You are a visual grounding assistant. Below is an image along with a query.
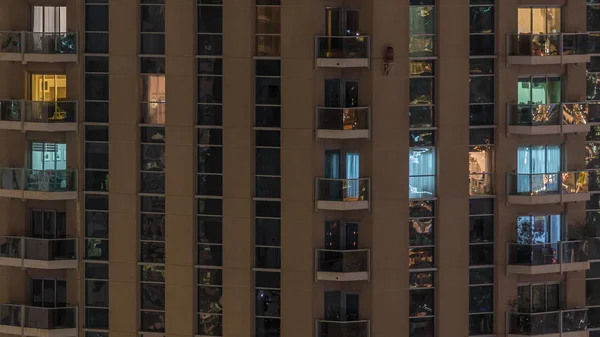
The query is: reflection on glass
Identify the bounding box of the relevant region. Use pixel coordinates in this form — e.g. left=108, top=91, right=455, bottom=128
left=141, top=75, right=165, bottom=124
left=409, top=6, right=435, bottom=57
left=408, top=247, right=433, bottom=269
left=409, top=148, right=436, bottom=199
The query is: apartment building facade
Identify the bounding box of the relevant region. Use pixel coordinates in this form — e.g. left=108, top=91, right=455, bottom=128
left=0, top=1, right=596, bottom=337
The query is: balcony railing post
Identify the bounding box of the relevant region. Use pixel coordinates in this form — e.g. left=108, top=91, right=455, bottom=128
left=20, top=31, right=25, bottom=57
left=559, top=242, right=564, bottom=273
left=559, top=311, right=563, bottom=333
left=20, top=237, right=25, bottom=268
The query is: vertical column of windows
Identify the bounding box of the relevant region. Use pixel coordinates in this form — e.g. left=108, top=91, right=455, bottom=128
left=587, top=5, right=600, bottom=333
left=408, top=201, right=435, bottom=337
left=196, top=2, right=224, bottom=335
left=140, top=196, right=166, bottom=333
left=140, top=1, right=165, bottom=335
left=254, top=2, right=281, bottom=337
left=84, top=1, right=110, bottom=335
left=468, top=1, right=494, bottom=198
left=468, top=198, right=494, bottom=336
left=409, top=3, right=436, bottom=337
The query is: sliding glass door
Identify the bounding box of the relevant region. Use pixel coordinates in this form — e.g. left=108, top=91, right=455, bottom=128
left=516, top=145, right=561, bottom=194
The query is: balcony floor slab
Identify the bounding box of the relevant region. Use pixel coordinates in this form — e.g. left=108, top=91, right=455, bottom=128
left=509, top=330, right=587, bottom=337
left=316, top=200, right=369, bottom=211
left=316, top=58, right=369, bottom=68
left=316, top=129, right=369, bottom=139
left=507, top=262, right=590, bottom=275
left=507, top=54, right=590, bottom=65
left=316, top=271, right=369, bottom=281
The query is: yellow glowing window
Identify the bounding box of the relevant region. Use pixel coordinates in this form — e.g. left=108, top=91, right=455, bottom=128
left=517, top=7, right=561, bottom=34
left=31, top=74, right=67, bottom=102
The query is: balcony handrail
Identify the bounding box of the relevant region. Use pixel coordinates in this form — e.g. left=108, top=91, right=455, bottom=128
left=0, top=167, right=78, bottom=192
left=316, top=177, right=369, bottom=182
left=0, top=235, right=78, bottom=264
left=316, top=248, right=370, bottom=253
left=316, top=106, right=370, bottom=110
left=506, top=32, right=589, bottom=58
left=314, top=35, right=371, bottom=60
left=0, top=31, right=78, bottom=55
left=506, top=171, right=589, bottom=196
left=0, top=99, right=78, bottom=126
left=316, top=319, right=371, bottom=323
left=506, top=308, right=588, bottom=335
left=506, top=102, right=589, bottom=127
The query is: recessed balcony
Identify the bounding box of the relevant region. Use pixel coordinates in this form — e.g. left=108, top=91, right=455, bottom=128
left=315, top=35, right=370, bottom=68
left=315, top=248, right=369, bottom=282
left=316, top=107, right=370, bottom=140
left=507, top=309, right=588, bottom=337
left=315, top=178, right=370, bottom=211
left=506, top=171, right=590, bottom=205
left=316, top=319, right=370, bottom=337
left=0, top=100, right=77, bottom=132
left=0, top=32, right=77, bottom=63
left=506, top=33, right=590, bottom=65
left=507, top=102, right=590, bottom=135
left=0, top=168, right=77, bottom=200
left=0, top=236, right=77, bottom=269
left=0, top=304, right=77, bottom=337
left=506, top=241, right=590, bottom=275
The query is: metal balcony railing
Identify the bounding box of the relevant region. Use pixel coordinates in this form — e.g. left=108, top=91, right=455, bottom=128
left=506, top=241, right=589, bottom=267
left=507, top=309, right=587, bottom=335
left=507, top=103, right=588, bottom=128
left=0, top=168, right=77, bottom=192
left=0, top=304, right=77, bottom=330
left=506, top=171, right=589, bottom=196
left=0, top=236, right=77, bottom=262
left=316, top=249, right=369, bottom=274
left=0, top=100, right=77, bottom=124
left=0, top=31, right=77, bottom=55
left=316, top=107, right=370, bottom=132
left=507, top=33, right=589, bottom=57
left=315, top=35, right=370, bottom=60
left=316, top=178, right=370, bottom=202
left=316, top=320, right=370, bottom=337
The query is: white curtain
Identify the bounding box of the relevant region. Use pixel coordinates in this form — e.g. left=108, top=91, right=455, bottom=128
left=409, top=147, right=435, bottom=198
left=32, top=6, right=67, bottom=33
left=517, top=145, right=561, bottom=193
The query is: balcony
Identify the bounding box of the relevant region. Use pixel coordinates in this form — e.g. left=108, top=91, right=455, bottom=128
left=0, top=168, right=77, bottom=200
left=315, top=249, right=370, bottom=282
left=506, top=33, right=590, bottom=65
left=0, top=100, right=77, bottom=132
left=506, top=241, right=590, bottom=275
left=0, top=304, right=77, bottom=337
left=315, top=35, right=370, bottom=68
left=507, top=309, right=588, bottom=337
left=316, top=320, right=370, bottom=337
left=315, top=178, right=370, bottom=211
left=506, top=171, right=590, bottom=205
left=316, top=107, right=370, bottom=139
left=507, top=103, right=590, bottom=135
left=0, top=32, right=77, bottom=63
left=0, top=236, right=77, bottom=269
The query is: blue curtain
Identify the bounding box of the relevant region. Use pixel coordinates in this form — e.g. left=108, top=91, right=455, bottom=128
left=409, top=148, right=435, bottom=198
left=346, top=152, right=360, bottom=198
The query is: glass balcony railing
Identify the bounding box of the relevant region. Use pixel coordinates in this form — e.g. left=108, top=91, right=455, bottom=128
left=0, top=236, right=77, bottom=262
left=316, top=249, right=369, bottom=274
left=316, top=178, right=370, bottom=202
left=0, top=100, right=77, bottom=124
left=469, top=173, right=493, bottom=196
left=0, top=304, right=77, bottom=330
left=506, top=241, right=589, bottom=267
left=316, top=320, right=370, bottom=337
left=316, top=107, right=370, bottom=132
left=506, top=171, right=589, bottom=196
left=507, top=309, right=587, bottom=335
left=0, top=168, right=77, bottom=192
left=0, top=32, right=77, bottom=55
left=315, top=36, right=370, bottom=59
left=508, top=33, right=589, bottom=57
left=507, top=103, right=588, bottom=127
